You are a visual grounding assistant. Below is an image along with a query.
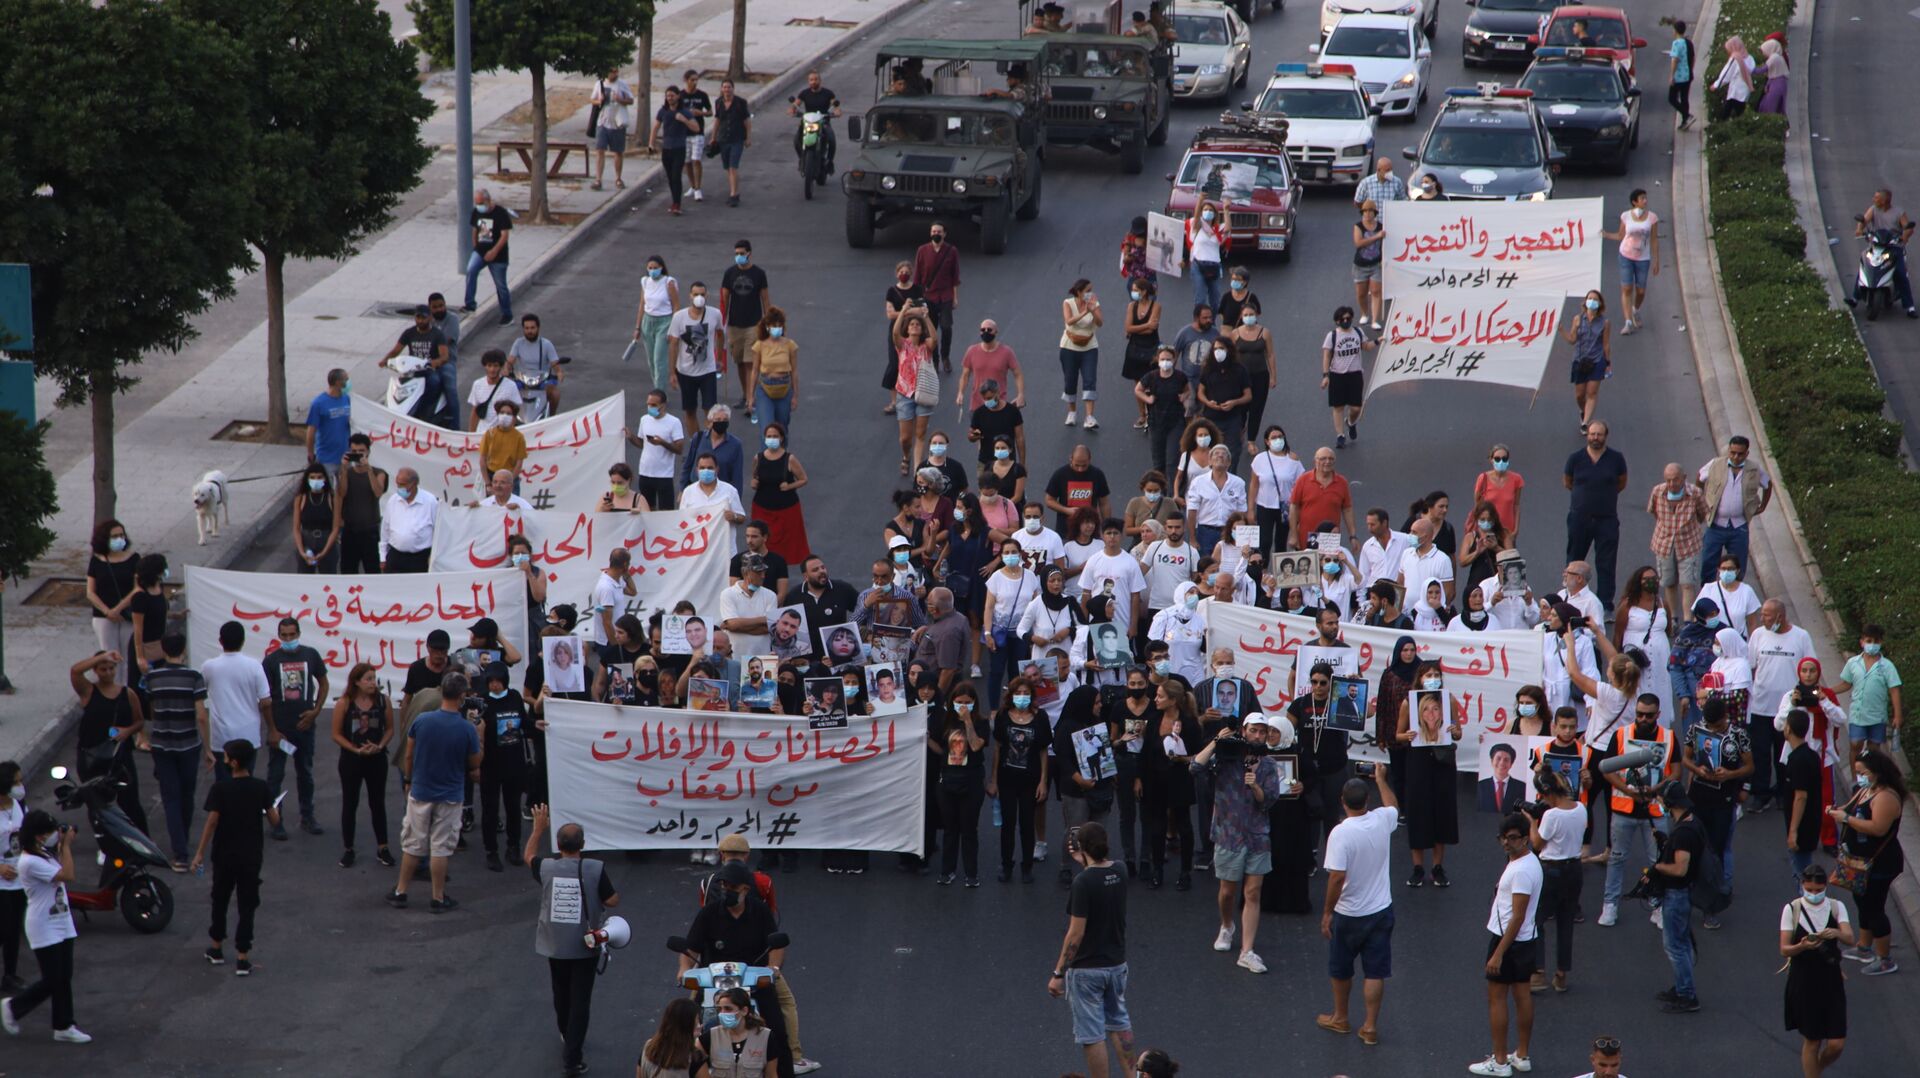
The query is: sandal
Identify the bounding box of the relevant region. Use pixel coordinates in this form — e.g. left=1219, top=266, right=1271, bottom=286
left=1553, top=972, right=1569, bottom=993
left=615, top=179, right=625, bottom=190
left=900, top=458, right=910, bottom=475
left=591, top=181, right=603, bottom=191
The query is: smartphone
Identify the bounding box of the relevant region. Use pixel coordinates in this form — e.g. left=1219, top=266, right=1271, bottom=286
left=1353, top=760, right=1376, bottom=778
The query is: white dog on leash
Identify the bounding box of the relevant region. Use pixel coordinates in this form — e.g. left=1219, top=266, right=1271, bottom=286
left=192, top=470, right=230, bottom=545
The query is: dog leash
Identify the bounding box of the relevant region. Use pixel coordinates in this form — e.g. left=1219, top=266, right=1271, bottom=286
left=220, top=468, right=308, bottom=484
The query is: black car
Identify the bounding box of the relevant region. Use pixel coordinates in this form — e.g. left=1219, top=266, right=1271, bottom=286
left=1462, top=0, right=1558, bottom=66
left=1519, top=49, right=1640, bottom=173
left=1403, top=87, right=1562, bottom=201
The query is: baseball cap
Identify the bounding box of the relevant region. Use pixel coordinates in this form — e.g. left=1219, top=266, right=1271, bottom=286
left=718, top=834, right=752, bottom=854
left=716, top=861, right=754, bottom=886
left=1242, top=713, right=1270, bottom=729
left=887, top=534, right=911, bottom=550
left=425, top=629, right=451, bottom=650
left=469, top=617, right=499, bottom=639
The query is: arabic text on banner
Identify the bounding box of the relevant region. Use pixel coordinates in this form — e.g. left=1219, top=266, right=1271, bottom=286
left=1206, top=602, right=1543, bottom=750
left=1365, top=291, right=1563, bottom=397
left=184, top=567, right=528, bottom=700
left=543, top=699, right=928, bottom=854
left=430, top=506, right=733, bottom=626
left=349, top=393, right=623, bottom=510
left=1381, top=197, right=1603, bottom=300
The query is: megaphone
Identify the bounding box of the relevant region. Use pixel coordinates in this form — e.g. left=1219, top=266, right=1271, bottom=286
left=585, top=914, right=631, bottom=951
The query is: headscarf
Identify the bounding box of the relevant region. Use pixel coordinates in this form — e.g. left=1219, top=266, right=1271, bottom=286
left=1758, top=37, right=1787, bottom=77
left=1411, top=577, right=1448, bottom=632
left=1764, top=29, right=1789, bottom=68
left=1386, top=634, right=1421, bottom=686
left=1040, top=566, right=1074, bottom=613
left=1170, top=580, right=1199, bottom=620
left=1267, top=714, right=1297, bottom=750
left=1456, top=587, right=1491, bottom=632
left=1709, top=627, right=1753, bottom=689
left=1058, top=684, right=1102, bottom=733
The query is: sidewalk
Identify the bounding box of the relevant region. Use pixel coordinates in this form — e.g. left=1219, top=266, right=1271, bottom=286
left=0, top=0, right=922, bottom=767
left=1676, top=0, right=1920, bottom=944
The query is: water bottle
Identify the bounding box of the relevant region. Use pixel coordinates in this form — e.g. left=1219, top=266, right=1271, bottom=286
left=992, top=799, right=1003, bottom=828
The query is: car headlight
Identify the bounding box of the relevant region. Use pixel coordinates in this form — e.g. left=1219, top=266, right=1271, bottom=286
left=881, top=175, right=897, bottom=190
left=1264, top=214, right=1287, bottom=228
left=1464, top=24, right=1489, bottom=40
left=1340, top=143, right=1370, bottom=158
left=1597, top=124, right=1626, bottom=139
left=1395, top=72, right=1417, bottom=88
left=952, top=179, right=968, bottom=194
left=1529, top=190, right=1549, bottom=202
left=1323, top=0, right=1340, bottom=12
left=1093, top=105, right=1109, bottom=119
left=1197, top=64, right=1226, bottom=76
left=1395, top=2, right=1417, bottom=13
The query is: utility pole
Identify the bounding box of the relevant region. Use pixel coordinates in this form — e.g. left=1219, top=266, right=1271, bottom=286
left=455, top=0, right=474, bottom=273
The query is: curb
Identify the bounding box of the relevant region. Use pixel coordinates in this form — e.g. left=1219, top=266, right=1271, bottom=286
left=1678, top=0, right=1920, bottom=947
left=457, top=0, right=929, bottom=338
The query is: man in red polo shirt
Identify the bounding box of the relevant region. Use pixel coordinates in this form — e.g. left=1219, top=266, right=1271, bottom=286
left=1290, top=446, right=1356, bottom=550
left=913, top=224, right=962, bottom=373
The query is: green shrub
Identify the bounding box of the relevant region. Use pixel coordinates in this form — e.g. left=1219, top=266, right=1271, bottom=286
left=1705, top=0, right=1920, bottom=785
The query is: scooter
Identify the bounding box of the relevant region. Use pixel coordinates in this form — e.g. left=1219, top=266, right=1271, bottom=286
left=506, top=355, right=571, bottom=424
left=48, top=748, right=176, bottom=934
left=1849, top=216, right=1906, bottom=321
left=666, top=931, right=789, bottom=1025
left=795, top=110, right=831, bottom=201
left=383, top=353, right=436, bottom=418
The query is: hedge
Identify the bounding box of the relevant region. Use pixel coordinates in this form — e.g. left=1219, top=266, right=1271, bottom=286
left=1706, top=0, right=1920, bottom=784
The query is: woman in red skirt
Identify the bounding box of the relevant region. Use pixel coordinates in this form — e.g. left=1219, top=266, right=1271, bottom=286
left=750, top=420, right=811, bottom=564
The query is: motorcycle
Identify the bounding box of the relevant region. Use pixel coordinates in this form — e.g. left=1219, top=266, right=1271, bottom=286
left=383, top=353, right=437, bottom=418
left=506, top=355, right=571, bottom=424
left=666, top=931, right=789, bottom=1025
left=796, top=110, right=831, bottom=200
left=1850, top=215, right=1906, bottom=321
left=48, top=748, right=175, bottom=934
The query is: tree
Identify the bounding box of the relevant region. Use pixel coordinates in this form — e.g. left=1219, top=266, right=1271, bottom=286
left=729, top=0, right=748, bottom=82
left=175, top=0, right=435, bottom=444
left=0, top=412, right=57, bottom=580
left=0, top=0, right=256, bottom=527
left=412, top=0, right=653, bottom=224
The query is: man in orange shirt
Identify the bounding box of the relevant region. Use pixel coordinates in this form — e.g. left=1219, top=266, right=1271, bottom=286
left=1290, top=447, right=1356, bottom=550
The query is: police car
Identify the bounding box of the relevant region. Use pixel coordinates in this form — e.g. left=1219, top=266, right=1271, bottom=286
left=1251, top=63, right=1378, bottom=187
left=1520, top=47, right=1640, bottom=173
left=1402, top=84, right=1563, bottom=200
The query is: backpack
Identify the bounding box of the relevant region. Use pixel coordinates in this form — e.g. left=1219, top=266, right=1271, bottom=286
left=1685, top=819, right=1732, bottom=916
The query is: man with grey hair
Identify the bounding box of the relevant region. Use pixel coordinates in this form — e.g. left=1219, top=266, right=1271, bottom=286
left=1646, top=462, right=1708, bottom=624
left=680, top=402, right=744, bottom=491
left=476, top=468, right=534, bottom=512
left=1745, top=598, right=1812, bottom=811
left=464, top=187, right=514, bottom=324
left=913, top=586, right=971, bottom=691
left=388, top=671, right=481, bottom=913
left=380, top=467, right=439, bottom=573
left=1353, top=156, right=1407, bottom=208
left=526, top=803, right=621, bottom=1077
left=1551, top=561, right=1605, bottom=630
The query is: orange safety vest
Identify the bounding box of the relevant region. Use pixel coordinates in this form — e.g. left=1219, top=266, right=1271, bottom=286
left=1609, top=725, right=1675, bottom=816
left=1533, top=740, right=1593, bottom=804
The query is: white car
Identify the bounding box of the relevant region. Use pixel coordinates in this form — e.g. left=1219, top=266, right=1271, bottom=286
left=1171, top=2, right=1254, bottom=100
left=1254, top=63, right=1379, bottom=186
left=1311, top=13, right=1432, bottom=121
left=1319, top=0, right=1438, bottom=41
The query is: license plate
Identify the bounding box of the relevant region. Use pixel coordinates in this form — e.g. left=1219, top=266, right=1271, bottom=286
left=1308, top=166, right=1329, bottom=181
left=1258, top=235, right=1286, bottom=251
left=1494, top=40, right=1526, bottom=50
left=1174, top=79, right=1190, bottom=89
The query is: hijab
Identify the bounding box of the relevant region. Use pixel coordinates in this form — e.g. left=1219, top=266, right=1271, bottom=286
left=1040, top=567, right=1074, bottom=614
left=1456, top=588, right=1491, bottom=631
left=1386, top=634, right=1421, bottom=686
left=1708, top=627, right=1753, bottom=690
left=1411, top=577, right=1448, bottom=632
left=1058, top=684, right=1102, bottom=733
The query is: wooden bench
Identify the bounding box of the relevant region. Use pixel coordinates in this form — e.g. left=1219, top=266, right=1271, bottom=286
left=493, top=141, right=592, bottom=179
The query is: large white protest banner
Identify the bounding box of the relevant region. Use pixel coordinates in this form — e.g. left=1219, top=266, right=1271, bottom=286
left=543, top=699, right=928, bottom=853
left=185, top=567, right=528, bottom=700
left=430, top=505, right=732, bottom=626
left=349, top=393, right=623, bottom=509
left=1381, top=197, right=1604, bottom=299
left=1365, top=291, right=1563, bottom=397
left=1207, top=602, right=1543, bottom=749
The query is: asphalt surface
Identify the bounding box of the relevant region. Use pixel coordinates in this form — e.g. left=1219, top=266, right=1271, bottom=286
left=1808, top=3, right=1920, bottom=446
left=11, top=3, right=1917, bottom=1075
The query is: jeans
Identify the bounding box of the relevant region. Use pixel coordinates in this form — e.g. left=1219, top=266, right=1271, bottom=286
left=1191, top=261, right=1223, bottom=310
left=640, top=313, right=675, bottom=389
left=266, top=725, right=317, bottom=823
left=463, top=252, right=511, bottom=319
left=985, top=632, right=1029, bottom=711
left=1059, top=348, right=1099, bottom=402
left=11, top=938, right=75, bottom=1030
left=998, top=773, right=1041, bottom=869
left=151, top=747, right=201, bottom=863
left=1195, top=525, right=1223, bottom=561
left=1565, top=511, right=1620, bottom=608
left=549, top=955, right=598, bottom=1069
left=755, top=385, right=792, bottom=431
left=1788, top=846, right=1814, bottom=879
left=1539, top=858, right=1582, bottom=974
left=481, top=761, right=529, bottom=856
left=339, top=749, right=390, bottom=850
left=1603, top=813, right=1666, bottom=904
left=936, top=782, right=984, bottom=877
left=1660, top=886, right=1696, bottom=998
left=209, top=860, right=261, bottom=952
left=431, top=360, right=460, bottom=428
left=1697, top=523, right=1750, bottom=581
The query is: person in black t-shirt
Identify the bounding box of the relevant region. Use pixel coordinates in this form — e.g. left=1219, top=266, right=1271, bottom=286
left=478, top=665, right=533, bottom=873
left=463, top=188, right=514, bottom=324
left=678, top=861, right=794, bottom=1077
left=679, top=70, right=713, bottom=201
left=1044, top=447, right=1111, bottom=535
left=1648, top=785, right=1704, bottom=1011
left=731, top=523, right=792, bottom=601
left=787, top=69, right=842, bottom=171
left=380, top=306, right=452, bottom=421
left=192, top=740, right=279, bottom=974
left=1047, top=821, right=1132, bottom=1078
left=969, top=380, right=1025, bottom=467
left=1780, top=709, right=1823, bottom=876
left=1679, top=696, right=1749, bottom=924
left=711, top=79, right=753, bottom=206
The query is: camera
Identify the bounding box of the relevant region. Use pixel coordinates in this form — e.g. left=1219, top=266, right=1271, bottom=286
left=1515, top=800, right=1548, bottom=821
left=1212, top=734, right=1253, bottom=767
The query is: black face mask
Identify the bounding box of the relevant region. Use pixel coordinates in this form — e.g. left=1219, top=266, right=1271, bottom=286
left=1337, top=319, right=1353, bottom=328
left=711, top=421, right=730, bottom=437
left=1127, top=687, right=1150, bottom=700
left=980, top=330, right=996, bottom=343
left=724, top=887, right=744, bottom=907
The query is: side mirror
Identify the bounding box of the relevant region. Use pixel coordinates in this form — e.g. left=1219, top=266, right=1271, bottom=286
left=1626, top=86, right=1642, bottom=98
left=1308, top=42, right=1320, bottom=56
left=1370, top=104, right=1385, bottom=116
left=1240, top=101, right=1254, bottom=112
left=555, top=356, right=573, bottom=366
left=1402, top=146, right=1418, bottom=161
left=666, top=934, right=691, bottom=953
left=766, top=932, right=791, bottom=950
left=1164, top=172, right=1177, bottom=181
left=1632, top=37, right=1648, bottom=48
left=847, top=115, right=864, bottom=141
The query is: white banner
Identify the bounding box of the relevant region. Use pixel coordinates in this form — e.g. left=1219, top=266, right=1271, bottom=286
left=429, top=505, right=733, bottom=625
left=543, top=699, right=928, bottom=853
left=1145, top=212, right=1185, bottom=278
left=1366, top=291, right=1563, bottom=397
left=1381, top=197, right=1603, bottom=299
left=349, top=393, right=623, bottom=509
left=1207, top=603, right=1544, bottom=749
left=184, top=567, right=528, bottom=700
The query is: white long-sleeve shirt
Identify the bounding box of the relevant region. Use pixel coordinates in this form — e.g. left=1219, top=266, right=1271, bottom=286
left=1357, top=530, right=1410, bottom=585
left=380, top=488, right=440, bottom=560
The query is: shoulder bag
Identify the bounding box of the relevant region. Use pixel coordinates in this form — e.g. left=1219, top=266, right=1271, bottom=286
left=1832, top=788, right=1892, bottom=896
left=912, top=350, right=940, bottom=408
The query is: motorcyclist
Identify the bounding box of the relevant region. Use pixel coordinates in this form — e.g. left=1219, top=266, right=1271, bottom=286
left=677, top=860, right=796, bottom=1077
left=789, top=70, right=841, bottom=174
left=1846, top=188, right=1917, bottom=319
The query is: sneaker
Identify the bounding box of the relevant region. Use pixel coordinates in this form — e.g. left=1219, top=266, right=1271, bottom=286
left=1656, top=987, right=1680, bottom=1003
left=936, top=873, right=955, bottom=885
left=794, top=1059, right=824, bottom=1075
left=1407, top=865, right=1426, bottom=888
left=385, top=890, right=408, bottom=908
left=460, top=807, right=474, bottom=833
left=0, top=976, right=22, bottom=994
left=376, top=847, right=396, bottom=868
left=485, top=852, right=504, bottom=872
left=1213, top=925, right=1235, bottom=952
left=1346, top=420, right=1358, bottom=442
left=1468, top=1056, right=1513, bottom=1076
left=1702, top=914, right=1723, bottom=930
left=1033, top=841, right=1048, bottom=860
left=204, top=946, right=225, bottom=966
left=693, top=189, right=704, bottom=202
left=1236, top=950, right=1268, bottom=974
left=1336, top=434, right=1347, bottom=449
left=727, top=195, right=740, bottom=208
left=1064, top=411, right=1078, bottom=426
left=1020, top=865, right=1035, bottom=884
left=690, top=850, right=706, bottom=864
left=1132, top=417, right=1149, bottom=430
left=1844, top=945, right=1877, bottom=963
left=1597, top=902, right=1618, bottom=926
left=1864, top=957, right=1900, bottom=976
left=1510, top=1055, right=1533, bottom=1073
left=997, top=866, right=1012, bottom=883
left=1083, top=416, right=1100, bottom=431
left=507, top=848, right=524, bottom=867
left=235, top=959, right=253, bottom=977
left=301, top=818, right=324, bottom=836
left=1908, top=307, right=1919, bottom=319
left=338, top=849, right=356, bottom=868
left=52, top=1026, right=93, bottom=1044
left=521, top=806, right=534, bottom=821
left=1649, top=906, right=1664, bottom=929
left=1431, top=865, right=1450, bottom=888
left=964, top=876, right=981, bottom=888
left=1619, top=320, right=1636, bottom=336
left=1176, top=873, right=1192, bottom=891
left=429, top=896, right=459, bottom=914
left=271, top=824, right=288, bottom=842
left=1660, top=995, right=1701, bottom=1013
left=170, top=860, right=189, bottom=874
left=0, top=997, right=16, bottom=1035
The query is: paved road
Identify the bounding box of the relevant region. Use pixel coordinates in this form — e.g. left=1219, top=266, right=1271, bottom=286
left=12, top=3, right=1916, bottom=1076
left=1809, top=2, right=1920, bottom=446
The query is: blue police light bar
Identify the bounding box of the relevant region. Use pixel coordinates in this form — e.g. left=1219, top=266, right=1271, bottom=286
left=1274, top=62, right=1309, bottom=73
left=1533, top=46, right=1567, bottom=58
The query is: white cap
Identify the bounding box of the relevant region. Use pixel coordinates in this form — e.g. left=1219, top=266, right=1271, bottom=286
left=1242, top=712, right=1270, bottom=729
left=887, top=534, right=911, bottom=550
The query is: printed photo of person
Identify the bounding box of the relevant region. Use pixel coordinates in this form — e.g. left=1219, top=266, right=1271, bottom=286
left=1330, top=676, right=1368, bottom=732
left=1409, top=688, right=1454, bottom=747
left=769, top=605, right=812, bottom=661
left=1478, top=740, right=1529, bottom=812
left=806, top=676, right=849, bottom=729
left=739, top=655, right=778, bottom=710
left=820, top=621, right=864, bottom=669
left=544, top=636, right=586, bottom=694
left=1089, top=621, right=1132, bottom=667
left=661, top=614, right=694, bottom=655
left=687, top=677, right=730, bottom=713
left=866, top=662, right=906, bottom=715
left=1211, top=679, right=1241, bottom=720
left=604, top=663, right=632, bottom=703
left=682, top=615, right=709, bottom=655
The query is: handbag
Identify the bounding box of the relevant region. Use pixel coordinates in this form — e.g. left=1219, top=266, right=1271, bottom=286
left=912, top=353, right=939, bottom=407
left=1833, top=790, right=1891, bottom=896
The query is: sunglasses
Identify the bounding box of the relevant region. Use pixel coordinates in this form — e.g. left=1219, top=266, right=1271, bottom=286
left=1490, top=456, right=1510, bottom=463
left=1593, top=1037, right=1622, bottom=1052
left=1309, top=677, right=1329, bottom=685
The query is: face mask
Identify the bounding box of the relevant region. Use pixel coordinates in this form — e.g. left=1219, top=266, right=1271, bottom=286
left=931, top=234, right=945, bottom=245
left=109, top=536, right=128, bottom=553
left=1183, top=594, right=1200, bottom=611
left=1268, top=438, right=1285, bottom=453
left=7, top=785, right=22, bottom=801
left=844, top=683, right=859, bottom=697
left=648, top=266, right=662, bottom=279
left=895, top=551, right=912, bottom=565
left=764, top=436, right=782, bottom=450
left=488, top=689, right=507, bottom=700
left=610, top=480, right=631, bottom=494
left=898, top=272, right=911, bottom=284
left=1157, top=359, right=1174, bottom=374
left=1213, top=665, right=1233, bottom=679
left=1011, top=694, right=1033, bottom=709
left=1478, top=519, right=1494, bottom=532
left=308, top=478, right=326, bottom=493
left=282, top=637, right=301, bottom=652
left=1864, top=643, right=1883, bottom=656
left=1585, top=298, right=1601, bottom=311
left=1127, top=687, right=1150, bottom=700
left=1802, top=888, right=1827, bottom=905
left=1200, top=210, right=1215, bottom=223
left=1855, top=774, right=1870, bottom=788
left=994, top=447, right=1011, bottom=460
left=1212, top=348, right=1228, bottom=362
left=1325, top=562, right=1341, bottom=576
left=980, top=330, right=997, bottom=343
left=1153, top=660, right=1171, bottom=676
left=1711, top=643, right=1723, bottom=657
left=1706, top=615, right=1724, bottom=628
left=692, top=295, right=707, bottom=308
left=697, top=468, right=716, bottom=484
left=647, top=405, right=662, bottom=418
left=711, top=420, right=731, bottom=437
left=718, top=1011, right=742, bottom=1028
left=734, top=253, right=749, bottom=266
left=928, top=442, right=947, bottom=458
left=1337, top=318, right=1352, bottom=328
left=769, top=326, right=784, bottom=339
left=1023, top=518, right=1042, bottom=534
left=1130, top=291, right=1144, bottom=302
left=1493, top=460, right=1510, bottom=473
left=1195, top=435, right=1212, bottom=449
left=511, top=553, right=531, bottom=568
left=953, top=508, right=967, bottom=524
left=401, top=488, right=416, bottom=501
left=1002, top=553, right=1023, bottom=568
left=1517, top=702, right=1537, bottom=718
left=985, top=397, right=1002, bottom=410
left=1422, top=677, right=1442, bottom=690
left=1231, top=281, right=1247, bottom=293
left=1144, top=491, right=1162, bottom=504
left=744, top=582, right=758, bottom=595
left=1719, top=569, right=1737, bottom=585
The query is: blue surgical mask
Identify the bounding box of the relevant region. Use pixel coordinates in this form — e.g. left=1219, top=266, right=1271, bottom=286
left=1517, top=702, right=1538, bottom=718
left=1585, top=298, right=1601, bottom=311
left=1855, top=773, right=1870, bottom=788
left=488, top=689, right=507, bottom=700
left=282, top=637, right=301, bottom=651
left=647, top=404, right=662, bottom=418
left=401, top=487, right=416, bottom=501
left=1666, top=489, right=1684, bottom=501
left=648, top=266, right=662, bottom=279
left=1131, top=291, right=1144, bottom=302
left=1864, top=643, right=1882, bottom=656
left=718, top=1011, right=742, bottom=1029
left=985, top=397, right=1002, bottom=410
left=895, top=550, right=912, bottom=564
left=734, top=253, right=749, bottom=266
left=1201, top=209, right=1216, bottom=223
left=1183, top=593, right=1200, bottom=611
left=1325, top=561, right=1341, bottom=576
left=1011, top=694, right=1032, bottom=709
left=953, top=508, right=967, bottom=523
left=994, top=447, right=1011, bottom=460
left=308, top=478, right=326, bottom=493
left=698, top=468, right=717, bottom=484
left=1719, top=569, right=1737, bottom=585
left=6, top=785, right=21, bottom=802
left=1801, top=889, right=1827, bottom=905
left=1493, top=460, right=1510, bottom=473
left=769, top=326, right=784, bottom=338
left=928, top=442, right=947, bottom=458
left=1242, top=313, right=1257, bottom=326
left=1195, top=435, right=1212, bottom=448
left=1002, top=553, right=1023, bottom=568
left=1154, top=660, right=1171, bottom=676
left=765, top=436, right=782, bottom=449
left=109, top=536, right=128, bottom=552
left=1478, top=519, right=1494, bottom=532
left=1422, top=677, right=1442, bottom=690
left=1144, top=490, right=1162, bottom=504
left=844, top=683, right=860, bottom=697
left=1268, top=438, right=1285, bottom=453
left=511, top=553, right=531, bottom=567
left=1706, top=615, right=1725, bottom=628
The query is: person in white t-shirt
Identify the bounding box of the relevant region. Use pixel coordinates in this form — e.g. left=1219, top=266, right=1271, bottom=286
left=717, top=558, right=777, bottom=656
left=5, top=808, right=87, bottom=1042
left=1572, top=1035, right=1627, bottom=1078
left=1356, top=508, right=1410, bottom=586
left=1695, top=554, right=1761, bottom=637
left=1318, top=766, right=1397, bottom=1045
left=1013, top=505, right=1067, bottom=574
left=1474, top=814, right=1542, bottom=1077
left=1746, top=599, right=1812, bottom=810
left=0, top=762, right=24, bottom=992
left=1077, top=520, right=1148, bottom=636
left=1396, top=519, right=1454, bottom=603
left=1779, top=865, right=1853, bottom=1076
left=201, top=621, right=273, bottom=754
left=586, top=548, right=636, bottom=651
left=466, top=349, right=524, bottom=432
left=622, top=388, right=688, bottom=511
left=679, top=452, right=746, bottom=525
left=1135, top=516, right=1196, bottom=617
left=1526, top=767, right=1587, bottom=994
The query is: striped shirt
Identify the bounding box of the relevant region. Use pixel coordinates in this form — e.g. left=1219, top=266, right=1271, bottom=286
left=1353, top=172, right=1407, bottom=207
left=139, top=662, right=206, bottom=753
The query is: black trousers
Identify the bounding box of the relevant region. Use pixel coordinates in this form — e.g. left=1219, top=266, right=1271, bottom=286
left=482, top=760, right=529, bottom=855
left=637, top=476, right=676, bottom=515
left=1143, top=788, right=1194, bottom=875
left=1564, top=511, right=1620, bottom=609
left=659, top=146, right=687, bottom=205
left=1148, top=413, right=1182, bottom=477
left=11, top=937, right=74, bottom=1029
left=937, top=782, right=984, bottom=877
left=926, top=299, right=954, bottom=368
left=339, top=528, right=381, bottom=574
left=210, top=861, right=261, bottom=953
left=386, top=547, right=431, bottom=573
left=998, top=773, right=1041, bottom=869
left=1746, top=713, right=1778, bottom=803
left=0, top=889, right=24, bottom=979
left=1113, top=751, right=1140, bottom=863
left=549, top=956, right=598, bottom=1068
left=1539, top=857, right=1582, bottom=975
left=339, top=749, right=390, bottom=849
left=1255, top=504, right=1289, bottom=560
left=1668, top=79, right=1692, bottom=121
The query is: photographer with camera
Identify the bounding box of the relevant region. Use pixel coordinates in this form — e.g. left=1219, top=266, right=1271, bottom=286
left=1645, top=783, right=1706, bottom=1012
left=1317, top=764, right=1398, bottom=1046
left=1, top=809, right=85, bottom=1042
left=1191, top=716, right=1286, bottom=973
left=1680, top=696, right=1750, bottom=929
left=1595, top=694, right=1673, bottom=929
left=1526, top=766, right=1586, bottom=993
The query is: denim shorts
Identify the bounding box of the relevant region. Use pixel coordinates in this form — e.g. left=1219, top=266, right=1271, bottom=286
left=1212, top=845, right=1272, bottom=882
left=894, top=393, right=930, bottom=420
left=1327, top=906, right=1395, bottom=980
left=718, top=141, right=745, bottom=169
left=1065, top=963, right=1131, bottom=1045
left=1850, top=722, right=1886, bottom=745
left=1619, top=256, right=1651, bottom=288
